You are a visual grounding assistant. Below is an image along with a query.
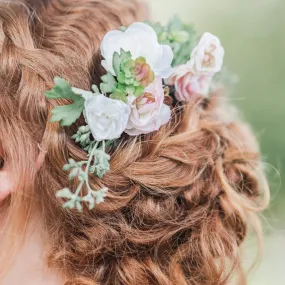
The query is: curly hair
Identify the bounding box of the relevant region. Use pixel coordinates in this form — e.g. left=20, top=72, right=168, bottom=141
left=0, top=0, right=269, bottom=284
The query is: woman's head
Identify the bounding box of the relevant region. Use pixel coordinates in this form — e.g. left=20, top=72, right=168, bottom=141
left=0, top=0, right=269, bottom=284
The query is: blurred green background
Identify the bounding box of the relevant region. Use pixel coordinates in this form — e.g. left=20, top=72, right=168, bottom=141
left=146, top=0, right=285, bottom=284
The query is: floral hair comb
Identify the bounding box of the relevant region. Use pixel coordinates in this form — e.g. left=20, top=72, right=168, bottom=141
left=45, top=17, right=225, bottom=211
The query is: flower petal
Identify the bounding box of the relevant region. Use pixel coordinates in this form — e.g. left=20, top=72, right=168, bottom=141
left=100, top=22, right=174, bottom=79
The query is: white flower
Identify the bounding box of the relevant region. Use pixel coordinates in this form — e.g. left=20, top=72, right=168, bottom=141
left=84, top=95, right=130, bottom=141
left=188, top=32, right=225, bottom=74
left=125, top=76, right=171, bottom=136
left=100, top=22, right=174, bottom=78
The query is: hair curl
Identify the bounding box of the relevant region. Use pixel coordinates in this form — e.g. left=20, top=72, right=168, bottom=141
left=0, top=0, right=269, bottom=284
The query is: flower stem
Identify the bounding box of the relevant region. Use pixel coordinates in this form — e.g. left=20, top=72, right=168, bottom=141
left=85, top=141, right=100, bottom=192
left=86, top=141, right=99, bottom=172
left=74, top=180, right=85, bottom=197
left=102, top=140, right=106, bottom=152
left=72, top=141, right=99, bottom=199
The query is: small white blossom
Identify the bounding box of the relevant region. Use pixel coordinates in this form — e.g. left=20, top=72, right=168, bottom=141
left=84, top=95, right=130, bottom=141
left=188, top=32, right=225, bottom=74
left=100, top=22, right=174, bottom=78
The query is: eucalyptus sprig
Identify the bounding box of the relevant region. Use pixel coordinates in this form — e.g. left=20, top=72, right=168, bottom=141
left=72, top=125, right=91, bottom=149
left=56, top=141, right=109, bottom=212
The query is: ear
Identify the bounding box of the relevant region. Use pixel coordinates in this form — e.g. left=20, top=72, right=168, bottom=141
left=0, top=171, right=13, bottom=202
left=0, top=150, right=46, bottom=202
left=35, top=148, right=46, bottom=172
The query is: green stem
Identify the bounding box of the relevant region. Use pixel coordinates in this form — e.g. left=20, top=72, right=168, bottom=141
left=102, top=140, right=106, bottom=152
left=72, top=141, right=99, bottom=199
left=86, top=141, right=99, bottom=171
left=85, top=141, right=100, bottom=192
left=74, top=180, right=85, bottom=197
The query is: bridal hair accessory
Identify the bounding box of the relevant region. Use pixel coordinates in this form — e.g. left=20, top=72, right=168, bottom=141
left=45, top=18, right=225, bottom=211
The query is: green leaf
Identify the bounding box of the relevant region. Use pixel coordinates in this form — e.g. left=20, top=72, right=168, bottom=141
left=112, top=49, right=132, bottom=77
left=50, top=102, right=84, bottom=127
left=100, top=72, right=117, bottom=94
left=72, top=87, right=94, bottom=100
left=82, top=194, right=95, bottom=210
left=145, top=17, right=197, bottom=67
left=125, top=77, right=135, bottom=85
left=113, top=52, right=121, bottom=77
left=69, top=168, right=79, bottom=180
left=94, top=188, right=108, bottom=204
left=78, top=125, right=90, bottom=133
left=117, top=83, right=127, bottom=91
left=119, top=49, right=132, bottom=60
left=121, top=59, right=135, bottom=77
left=45, top=77, right=78, bottom=101
left=75, top=201, right=83, bottom=212
left=91, top=149, right=110, bottom=179
left=134, top=86, right=144, bottom=97
left=45, top=77, right=85, bottom=126
left=173, top=31, right=189, bottom=43
left=117, top=72, right=126, bottom=84
left=80, top=133, right=90, bottom=144
left=91, top=84, right=100, bottom=95
left=56, top=188, right=73, bottom=198
left=110, top=89, right=128, bottom=103
left=63, top=164, right=72, bottom=171
left=126, top=85, right=135, bottom=95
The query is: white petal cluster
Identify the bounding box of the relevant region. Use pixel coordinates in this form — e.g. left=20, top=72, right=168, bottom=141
left=188, top=32, right=225, bottom=74
left=125, top=77, right=171, bottom=135
left=84, top=95, right=130, bottom=141
left=85, top=86, right=171, bottom=140
left=166, top=32, right=225, bottom=102
left=100, top=22, right=174, bottom=78
left=84, top=22, right=174, bottom=140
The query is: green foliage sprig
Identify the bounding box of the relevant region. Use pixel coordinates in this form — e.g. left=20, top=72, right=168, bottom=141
left=45, top=78, right=112, bottom=211
left=146, top=16, right=197, bottom=67
left=45, top=77, right=85, bottom=126
left=56, top=140, right=109, bottom=211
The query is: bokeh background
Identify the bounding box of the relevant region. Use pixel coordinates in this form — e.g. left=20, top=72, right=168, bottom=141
left=146, top=0, right=285, bottom=284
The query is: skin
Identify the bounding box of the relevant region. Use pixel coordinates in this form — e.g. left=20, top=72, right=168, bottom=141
left=1, top=229, right=64, bottom=285
left=0, top=149, right=64, bottom=285
left=0, top=147, right=46, bottom=202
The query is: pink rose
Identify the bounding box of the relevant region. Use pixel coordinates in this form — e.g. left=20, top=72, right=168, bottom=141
left=166, top=65, right=212, bottom=102
left=125, top=76, right=171, bottom=136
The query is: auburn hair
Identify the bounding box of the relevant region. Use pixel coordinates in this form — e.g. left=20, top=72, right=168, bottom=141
left=0, top=0, right=269, bottom=284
